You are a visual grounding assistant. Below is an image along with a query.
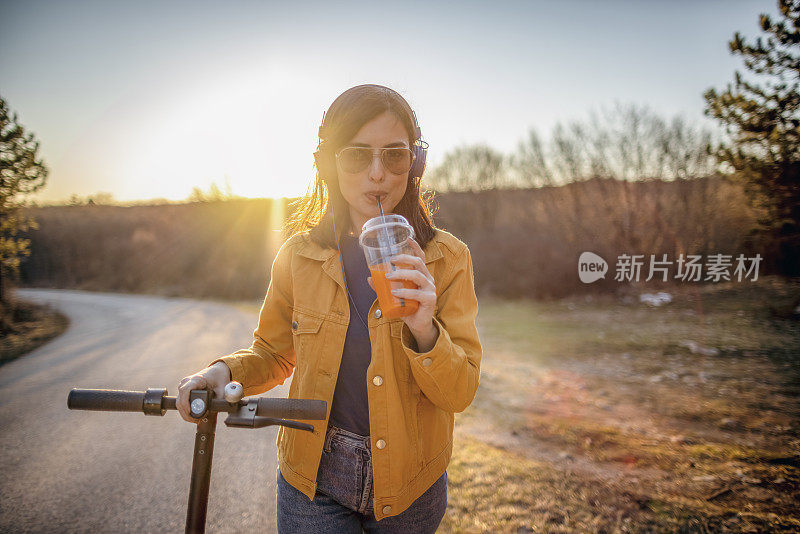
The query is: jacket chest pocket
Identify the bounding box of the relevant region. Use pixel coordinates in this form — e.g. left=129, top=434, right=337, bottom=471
left=291, top=310, right=324, bottom=380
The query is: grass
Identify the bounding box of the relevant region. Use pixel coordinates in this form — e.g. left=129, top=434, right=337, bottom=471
left=441, top=277, right=800, bottom=533
left=231, top=278, right=800, bottom=532
left=0, top=297, right=70, bottom=365
left=444, top=435, right=679, bottom=533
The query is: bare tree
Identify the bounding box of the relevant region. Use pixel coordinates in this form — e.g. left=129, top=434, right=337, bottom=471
left=425, top=144, right=506, bottom=192
left=507, top=104, right=720, bottom=253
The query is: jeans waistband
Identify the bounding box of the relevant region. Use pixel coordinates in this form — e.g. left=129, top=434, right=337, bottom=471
left=324, top=424, right=371, bottom=451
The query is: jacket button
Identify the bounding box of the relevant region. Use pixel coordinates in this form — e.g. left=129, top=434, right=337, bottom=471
left=291, top=320, right=298, bottom=330
left=372, top=375, right=383, bottom=386
left=382, top=505, right=391, bottom=514
left=376, top=439, right=386, bottom=449
left=422, top=357, right=432, bottom=366
left=374, top=309, right=382, bottom=319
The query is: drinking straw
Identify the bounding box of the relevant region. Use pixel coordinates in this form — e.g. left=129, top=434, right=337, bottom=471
left=376, top=195, right=404, bottom=305
left=376, top=195, right=392, bottom=251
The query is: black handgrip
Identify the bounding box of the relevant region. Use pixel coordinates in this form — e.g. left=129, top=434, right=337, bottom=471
left=68, top=389, right=145, bottom=412
left=256, top=398, right=327, bottom=420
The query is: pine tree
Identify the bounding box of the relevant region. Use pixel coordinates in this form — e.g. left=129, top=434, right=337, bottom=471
left=0, top=96, right=48, bottom=302
left=704, top=0, right=800, bottom=276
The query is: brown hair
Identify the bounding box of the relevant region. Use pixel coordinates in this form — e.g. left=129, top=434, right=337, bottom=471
left=284, top=84, right=438, bottom=249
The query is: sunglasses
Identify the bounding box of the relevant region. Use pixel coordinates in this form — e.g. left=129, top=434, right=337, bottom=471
left=335, top=146, right=415, bottom=175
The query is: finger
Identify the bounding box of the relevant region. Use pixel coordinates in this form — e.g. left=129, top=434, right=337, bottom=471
left=181, top=410, right=199, bottom=424
left=177, top=385, right=189, bottom=420
left=179, top=385, right=200, bottom=422
left=388, top=256, right=435, bottom=284
left=406, top=238, right=425, bottom=259
left=178, top=376, right=205, bottom=421
left=386, top=268, right=432, bottom=288
left=390, top=287, right=436, bottom=302
left=177, top=379, right=190, bottom=409
left=390, top=253, right=425, bottom=270
left=176, top=389, right=191, bottom=422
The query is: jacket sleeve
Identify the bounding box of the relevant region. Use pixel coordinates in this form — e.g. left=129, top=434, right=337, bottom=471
left=400, top=244, right=482, bottom=413
left=211, top=238, right=296, bottom=396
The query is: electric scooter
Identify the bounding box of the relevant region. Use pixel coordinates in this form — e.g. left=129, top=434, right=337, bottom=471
left=67, top=382, right=326, bottom=534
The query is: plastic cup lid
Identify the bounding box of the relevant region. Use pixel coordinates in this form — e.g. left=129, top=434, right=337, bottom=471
left=359, top=214, right=414, bottom=248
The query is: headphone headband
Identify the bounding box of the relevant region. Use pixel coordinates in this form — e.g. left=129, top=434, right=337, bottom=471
left=318, top=108, right=423, bottom=142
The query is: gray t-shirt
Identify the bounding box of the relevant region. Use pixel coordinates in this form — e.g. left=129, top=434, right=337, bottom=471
left=328, top=233, right=377, bottom=437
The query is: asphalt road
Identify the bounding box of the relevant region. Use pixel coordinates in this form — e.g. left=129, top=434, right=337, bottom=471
left=0, top=289, right=292, bottom=533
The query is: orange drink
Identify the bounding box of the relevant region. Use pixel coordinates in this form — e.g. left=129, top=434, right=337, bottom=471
left=359, top=214, right=419, bottom=319
left=370, top=261, right=419, bottom=318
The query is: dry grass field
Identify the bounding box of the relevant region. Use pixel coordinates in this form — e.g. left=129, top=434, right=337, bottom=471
left=442, top=277, right=799, bottom=532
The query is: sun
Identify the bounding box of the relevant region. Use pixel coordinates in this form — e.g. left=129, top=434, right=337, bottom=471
left=118, top=66, right=323, bottom=201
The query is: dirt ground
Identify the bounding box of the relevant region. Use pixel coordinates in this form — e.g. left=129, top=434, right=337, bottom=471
left=441, top=277, right=800, bottom=533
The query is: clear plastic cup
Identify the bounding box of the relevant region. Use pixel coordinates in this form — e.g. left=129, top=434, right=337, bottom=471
left=359, top=214, right=419, bottom=319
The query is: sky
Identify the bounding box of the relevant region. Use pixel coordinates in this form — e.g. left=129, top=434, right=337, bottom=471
left=0, top=0, right=770, bottom=202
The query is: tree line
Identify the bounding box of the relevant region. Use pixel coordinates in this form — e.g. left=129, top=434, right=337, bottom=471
left=2, top=0, right=799, bottom=300
left=426, top=104, right=716, bottom=192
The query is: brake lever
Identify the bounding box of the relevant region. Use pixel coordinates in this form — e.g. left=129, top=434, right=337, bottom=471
left=224, top=399, right=315, bottom=432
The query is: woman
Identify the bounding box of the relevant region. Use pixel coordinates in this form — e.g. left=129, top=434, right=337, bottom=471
left=176, top=84, right=482, bottom=533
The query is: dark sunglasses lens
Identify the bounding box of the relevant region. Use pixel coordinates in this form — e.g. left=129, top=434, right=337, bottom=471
left=339, top=148, right=371, bottom=173
left=382, top=148, right=413, bottom=174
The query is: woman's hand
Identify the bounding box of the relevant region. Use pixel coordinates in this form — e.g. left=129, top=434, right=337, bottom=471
left=367, top=238, right=439, bottom=351
left=176, top=362, right=232, bottom=423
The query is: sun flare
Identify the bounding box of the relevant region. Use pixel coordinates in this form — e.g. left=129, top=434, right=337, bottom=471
left=119, top=67, right=322, bottom=201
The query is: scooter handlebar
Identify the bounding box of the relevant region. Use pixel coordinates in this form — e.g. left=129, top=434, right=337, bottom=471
left=68, top=389, right=146, bottom=412
left=67, top=387, right=327, bottom=421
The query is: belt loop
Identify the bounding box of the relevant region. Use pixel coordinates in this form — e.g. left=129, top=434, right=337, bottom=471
left=323, top=425, right=337, bottom=453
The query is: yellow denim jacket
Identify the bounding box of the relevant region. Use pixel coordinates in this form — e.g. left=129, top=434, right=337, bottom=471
left=214, top=227, right=482, bottom=521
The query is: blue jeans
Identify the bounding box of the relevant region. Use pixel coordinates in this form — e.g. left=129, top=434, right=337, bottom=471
left=277, top=424, right=448, bottom=533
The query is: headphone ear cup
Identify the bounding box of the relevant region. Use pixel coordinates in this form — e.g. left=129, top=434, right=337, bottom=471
left=409, top=143, right=427, bottom=180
